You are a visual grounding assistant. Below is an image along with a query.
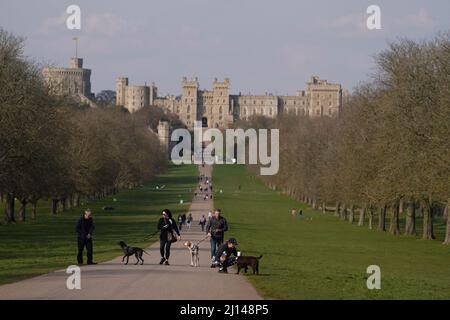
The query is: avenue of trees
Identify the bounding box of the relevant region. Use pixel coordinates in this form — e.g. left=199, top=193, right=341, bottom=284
left=0, top=29, right=166, bottom=223
left=244, top=34, right=450, bottom=244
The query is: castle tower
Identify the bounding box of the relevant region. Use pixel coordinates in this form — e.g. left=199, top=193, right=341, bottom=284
left=181, top=77, right=199, bottom=128
left=211, top=78, right=231, bottom=128
left=116, top=77, right=128, bottom=106
left=157, top=121, right=170, bottom=157
left=69, top=57, right=83, bottom=69
left=149, top=82, right=158, bottom=106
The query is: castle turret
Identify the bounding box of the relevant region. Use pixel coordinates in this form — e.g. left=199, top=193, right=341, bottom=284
left=157, top=121, right=170, bottom=157
left=116, top=77, right=128, bottom=106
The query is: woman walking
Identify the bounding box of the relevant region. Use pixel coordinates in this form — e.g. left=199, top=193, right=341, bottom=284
left=157, top=209, right=181, bottom=265
left=199, top=214, right=206, bottom=232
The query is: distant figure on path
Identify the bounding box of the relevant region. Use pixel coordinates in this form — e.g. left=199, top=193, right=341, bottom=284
left=178, top=214, right=183, bottom=231
left=206, top=209, right=229, bottom=268
left=208, top=211, right=212, bottom=220
left=199, top=214, right=206, bottom=231
left=187, top=213, right=193, bottom=230
left=75, top=209, right=96, bottom=265
left=157, top=209, right=181, bottom=265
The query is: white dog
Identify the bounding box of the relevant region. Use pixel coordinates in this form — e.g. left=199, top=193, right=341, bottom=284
left=183, top=241, right=200, bottom=267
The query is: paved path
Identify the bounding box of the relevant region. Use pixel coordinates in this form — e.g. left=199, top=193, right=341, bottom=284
left=0, top=165, right=261, bottom=300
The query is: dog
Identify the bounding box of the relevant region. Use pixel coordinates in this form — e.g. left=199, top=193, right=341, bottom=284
left=183, top=241, right=200, bottom=267
left=117, top=241, right=149, bottom=265
left=235, top=255, right=262, bottom=275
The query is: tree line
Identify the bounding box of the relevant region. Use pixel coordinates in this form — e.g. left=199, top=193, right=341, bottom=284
left=240, top=34, right=450, bottom=244
left=0, top=29, right=167, bottom=223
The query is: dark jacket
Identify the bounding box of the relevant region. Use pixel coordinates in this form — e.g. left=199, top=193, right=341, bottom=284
left=157, top=217, right=180, bottom=241
left=206, top=215, right=228, bottom=239
left=75, top=216, right=95, bottom=239
left=215, top=241, right=237, bottom=261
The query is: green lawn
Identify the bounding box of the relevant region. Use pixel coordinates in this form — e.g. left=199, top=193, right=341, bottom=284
left=0, top=164, right=197, bottom=285
left=213, top=165, right=450, bottom=299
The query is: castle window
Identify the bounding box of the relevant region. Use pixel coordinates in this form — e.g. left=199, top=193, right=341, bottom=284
left=187, top=105, right=191, bottom=113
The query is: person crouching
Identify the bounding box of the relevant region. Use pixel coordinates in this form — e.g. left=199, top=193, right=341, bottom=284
left=215, top=238, right=238, bottom=273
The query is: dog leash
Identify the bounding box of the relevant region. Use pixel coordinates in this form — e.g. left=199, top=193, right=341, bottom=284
left=195, top=235, right=210, bottom=247
left=143, top=230, right=159, bottom=241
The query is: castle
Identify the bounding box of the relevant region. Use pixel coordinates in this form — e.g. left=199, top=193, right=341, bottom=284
left=117, top=76, right=344, bottom=129
left=42, top=55, right=345, bottom=130
left=42, top=57, right=95, bottom=106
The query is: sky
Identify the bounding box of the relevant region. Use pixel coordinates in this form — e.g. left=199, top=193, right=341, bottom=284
left=1, top=0, right=449, bottom=95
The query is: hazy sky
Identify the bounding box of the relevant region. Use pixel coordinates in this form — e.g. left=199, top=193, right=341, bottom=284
left=1, top=0, right=449, bottom=94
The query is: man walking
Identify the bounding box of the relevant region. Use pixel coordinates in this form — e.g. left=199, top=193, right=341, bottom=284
left=206, top=209, right=228, bottom=268
left=75, top=209, right=96, bottom=265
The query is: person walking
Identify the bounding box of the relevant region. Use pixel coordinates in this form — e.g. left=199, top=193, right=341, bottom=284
left=186, top=213, right=193, bottom=230
left=208, top=210, right=212, bottom=220
left=206, top=209, right=228, bottom=268
left=182, top=213, right=187, bottom=226
left=178, top=214, right=183, bottom=231
left=157, top=209, right=181, bottom=265
left=199, top=214, right=206, bottom=232
left=75, top=209, right=96, bottom=265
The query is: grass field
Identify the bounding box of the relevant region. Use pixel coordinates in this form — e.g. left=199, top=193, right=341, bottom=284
left=0, top=165, right=197, bottom=285
left=213, top=165, right=450, bottom=299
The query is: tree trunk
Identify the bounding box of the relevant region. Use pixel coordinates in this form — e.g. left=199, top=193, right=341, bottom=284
left=312, top=198, right=317, bottom=210
left=358, top=206, right=365, bottom=226
left=399, top=198, right=404, bottom=214
left=18, top=199, right=27, bottom=222
left=31, top=201, right=37, bottom=220
left=335, top=202, right=340, bottom=216
left=348, top=204, right=355, bottom=224
left=51, top=199, right=58, bottom=215
left=389, top=201, right=400, bottom=235
left=340, top=203, right=347, bottom=220
left=443, top=199, right=450, bottom=245
left=76, top=194, right=81, bottom=208
left=405, top=201, right=416, bottom=236
left=422, top=201, right=435, bottom=240
left=368, top=208, right=373, bottom=230
left=322, top=201, right=326, bottom=214
left=378, top=205, right=386, bottom=232
left=61, top=198, right=67, bottom=212
left=4, top=193, right=16, bottom=223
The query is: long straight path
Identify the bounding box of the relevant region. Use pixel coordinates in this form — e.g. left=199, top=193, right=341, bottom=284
left=0, top=165, right=261, bottom=300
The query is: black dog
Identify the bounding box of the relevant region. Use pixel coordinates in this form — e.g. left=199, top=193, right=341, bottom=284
left=236, top=255, right=263, bottom=275
left=117, top=241, right=149, bottom=265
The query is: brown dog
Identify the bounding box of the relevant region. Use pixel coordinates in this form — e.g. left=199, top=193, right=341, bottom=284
left=236, top=255, right=262, bottom=275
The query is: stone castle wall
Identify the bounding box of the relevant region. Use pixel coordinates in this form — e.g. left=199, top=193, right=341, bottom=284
left=116, top=76, right=343, bottom=129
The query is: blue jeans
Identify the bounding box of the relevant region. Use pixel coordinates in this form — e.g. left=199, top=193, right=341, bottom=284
left=210, top=237, right=223, bottom=260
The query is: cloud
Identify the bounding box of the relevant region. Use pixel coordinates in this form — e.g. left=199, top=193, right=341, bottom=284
left=36, top=12, right=66, bottom=34
left=393, top=8, right=435, bottom=30
left=84, top=13, right=133, bottom=37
